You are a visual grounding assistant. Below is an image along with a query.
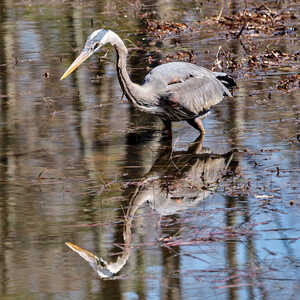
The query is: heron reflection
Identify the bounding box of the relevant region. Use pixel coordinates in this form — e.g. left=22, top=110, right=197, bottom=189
left=66, top=137, right=238, bottom=278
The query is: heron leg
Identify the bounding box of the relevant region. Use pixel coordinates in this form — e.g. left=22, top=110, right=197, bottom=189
left=187, top=118, right=205, bottom=136
left=162, top=119, right=172, bottom=138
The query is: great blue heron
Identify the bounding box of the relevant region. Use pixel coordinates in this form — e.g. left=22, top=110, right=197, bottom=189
left=61, top=29, right=236, bottom=136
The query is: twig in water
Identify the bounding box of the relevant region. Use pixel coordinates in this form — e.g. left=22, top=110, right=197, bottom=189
left=216, top=0, right=225, bottom=21
left=236, top=21, right=247, bottom=39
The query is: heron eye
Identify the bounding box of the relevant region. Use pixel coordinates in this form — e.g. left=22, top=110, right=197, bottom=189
left=96, top=258, right=106, bottom=267
left=93, top=43, right=100, bottom=50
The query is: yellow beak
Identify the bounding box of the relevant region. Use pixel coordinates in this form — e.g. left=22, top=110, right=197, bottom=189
left=60, top=50, right=92, bottom=80
left=65, top=242, right=99, bottom=263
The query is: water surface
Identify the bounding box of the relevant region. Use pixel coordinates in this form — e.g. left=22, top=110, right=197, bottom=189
left=0, top=0, right=300, bottom=299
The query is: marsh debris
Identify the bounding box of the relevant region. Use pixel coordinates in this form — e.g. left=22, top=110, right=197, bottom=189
left=212, top=42, right=300, bottom=81
left=144, top=20, right=189, bottom=38
left=277, top=74, right=300, bottom=92
left=212, top=4, right=297, bottom=38
left=142, top=3, right=300, bottom=93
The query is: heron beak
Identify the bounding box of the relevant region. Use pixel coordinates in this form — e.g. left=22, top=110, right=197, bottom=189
left=65, top=242, right=99, bottom=263
left=60, top=50, right=93, bottom=80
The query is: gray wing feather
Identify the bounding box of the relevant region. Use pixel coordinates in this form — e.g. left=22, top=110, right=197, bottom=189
left=143, top=62, right=231, bottom=119
left=164, top=76, right=228, bottom=114
left=144, top=62, right=215, bottom=85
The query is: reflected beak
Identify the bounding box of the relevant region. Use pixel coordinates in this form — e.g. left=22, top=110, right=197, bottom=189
left=66, top=242, right=99, bottom=264
left=60, top=50, right=93, bottom=80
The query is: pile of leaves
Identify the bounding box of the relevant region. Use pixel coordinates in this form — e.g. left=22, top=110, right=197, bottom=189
left=165, top=50, right=196, bottom=63
left=144, top=20, right=189, bottom=38
left=248, top=49, right=294, bottom=68
left=142, top=3, right=300, bottom=91
left=212, top=44, right=300, bottom=86
left=215, top=4, right=297, bottom=37
left=277, top=74, right=300, bottom=92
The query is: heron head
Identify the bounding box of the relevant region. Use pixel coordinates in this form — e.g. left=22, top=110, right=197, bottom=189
left=65, top=242, right=114, bottom=278
left=60, top=29, right=113, bottom=80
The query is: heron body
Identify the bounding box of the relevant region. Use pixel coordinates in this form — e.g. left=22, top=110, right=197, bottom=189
left=61, top=29, right=236, bottom=136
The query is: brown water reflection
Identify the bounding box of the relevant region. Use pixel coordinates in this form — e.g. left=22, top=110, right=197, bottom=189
left=0, top=0, right=300, bottom=300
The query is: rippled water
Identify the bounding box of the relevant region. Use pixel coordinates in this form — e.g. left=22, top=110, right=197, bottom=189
left=0, top=0, right=300, bottom=299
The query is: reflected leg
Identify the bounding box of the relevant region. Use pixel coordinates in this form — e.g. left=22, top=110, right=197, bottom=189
left=187, top=117, right=205, bottom=136
left=188, top=134, right=204, bottom=154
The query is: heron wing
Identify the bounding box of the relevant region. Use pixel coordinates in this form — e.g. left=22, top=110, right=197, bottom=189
left=143, top=62, right=231, bottom=120
left=164, top=75, right=229, bottom=116
left=144, top=62, right=215, bottom=85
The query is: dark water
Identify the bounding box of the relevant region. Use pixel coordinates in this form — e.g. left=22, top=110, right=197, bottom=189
left=0, top=0, right=300, bottom=299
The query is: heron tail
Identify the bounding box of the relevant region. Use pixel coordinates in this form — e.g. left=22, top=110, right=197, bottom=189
left=213, top=72, right=237, bottom=89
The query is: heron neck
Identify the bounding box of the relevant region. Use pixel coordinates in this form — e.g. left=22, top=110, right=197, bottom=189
left=114, top=42, right=141, bottom=105
left=106, top=185, right=146, bottom=275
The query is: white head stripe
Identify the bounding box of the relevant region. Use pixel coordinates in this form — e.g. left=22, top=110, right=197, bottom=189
left=89, top=29, right=102, bottom=40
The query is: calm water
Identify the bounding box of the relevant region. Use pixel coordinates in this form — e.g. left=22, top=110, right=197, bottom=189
left=0, top=0, right=300, bottom=299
